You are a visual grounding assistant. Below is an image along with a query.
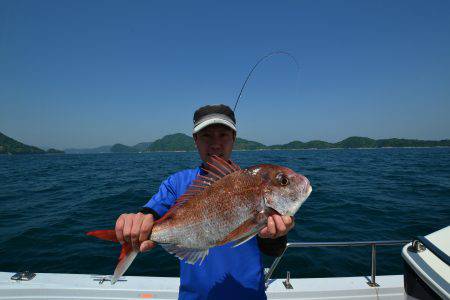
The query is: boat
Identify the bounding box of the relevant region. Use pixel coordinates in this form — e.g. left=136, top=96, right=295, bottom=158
left=1, top=226, right=448, bottom=299
left=402, top=226, right=449, bottom=299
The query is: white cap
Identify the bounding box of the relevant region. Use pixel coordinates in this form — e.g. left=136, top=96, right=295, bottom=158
left=192, top=104, right=237, bottom=134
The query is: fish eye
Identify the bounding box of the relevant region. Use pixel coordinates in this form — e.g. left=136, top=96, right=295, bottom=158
left=277, top=173, right=289, bottom=186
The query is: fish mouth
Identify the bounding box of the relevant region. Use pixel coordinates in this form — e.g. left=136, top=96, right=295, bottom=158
left=306, top=185, right=312, bottom=197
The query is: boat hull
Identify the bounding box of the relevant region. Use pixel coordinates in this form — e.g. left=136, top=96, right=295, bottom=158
left=0, top=272, right=405, bottom=300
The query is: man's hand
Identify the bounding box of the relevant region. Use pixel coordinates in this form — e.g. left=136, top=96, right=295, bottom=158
left=259, top=215, right=294, bottom=239
left=115, top=213, right=156, bottom=252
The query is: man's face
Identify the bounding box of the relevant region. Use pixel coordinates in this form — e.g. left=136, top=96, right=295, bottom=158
left=193, top=124, right=236, bottom=163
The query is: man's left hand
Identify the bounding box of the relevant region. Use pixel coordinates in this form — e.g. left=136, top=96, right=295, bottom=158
left=259, top=215, right=294, bottom=239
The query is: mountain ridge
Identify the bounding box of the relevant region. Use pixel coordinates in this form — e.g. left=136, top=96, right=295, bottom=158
left=2, top=131, right=449, bottom=154
left=65, top=134, right=450, bottom=153
left=0, top=132, right=45, bottom=154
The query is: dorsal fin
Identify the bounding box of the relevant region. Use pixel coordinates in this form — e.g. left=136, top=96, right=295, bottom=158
left=202, top=155, right=240, bottom=180
left=155, top=156, right=240, bottom=224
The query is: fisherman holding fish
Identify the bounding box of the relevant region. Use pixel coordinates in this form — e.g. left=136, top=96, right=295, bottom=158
left=88, top=104, right=312, bottom=299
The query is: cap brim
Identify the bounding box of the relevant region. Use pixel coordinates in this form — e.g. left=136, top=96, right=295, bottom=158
left=193, top=117, right=237, bottom=134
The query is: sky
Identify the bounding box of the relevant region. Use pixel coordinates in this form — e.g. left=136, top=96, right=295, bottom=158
left=1, top=0, right=449, bottom=149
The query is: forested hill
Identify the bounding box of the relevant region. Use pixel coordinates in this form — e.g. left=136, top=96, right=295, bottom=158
left=66, top=134, right=450, bottom=153
left=5, top=131, right=448, bottom=155
left=0, top=132, right=45, bottom=154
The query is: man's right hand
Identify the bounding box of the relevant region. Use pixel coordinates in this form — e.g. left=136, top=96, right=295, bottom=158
left=115, top=213, right=156, bottom=252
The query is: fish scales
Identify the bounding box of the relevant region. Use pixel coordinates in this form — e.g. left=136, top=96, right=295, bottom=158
left=150, top=170, right=265, bottom=249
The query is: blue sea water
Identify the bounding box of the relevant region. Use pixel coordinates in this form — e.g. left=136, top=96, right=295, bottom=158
left=0, top=148, right=449, bottom=279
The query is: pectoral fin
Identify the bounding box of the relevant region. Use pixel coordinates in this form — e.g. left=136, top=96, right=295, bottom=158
left=161, top=244, right=209, bottom=265
left=219, top=213, right=266, bottom=247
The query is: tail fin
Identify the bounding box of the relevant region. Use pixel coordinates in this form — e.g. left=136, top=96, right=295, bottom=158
left=87, top=230, right=118, bottom=242
left=112, top=246, right=139, bottom=284
left=86, top=229, right=139, bottom=284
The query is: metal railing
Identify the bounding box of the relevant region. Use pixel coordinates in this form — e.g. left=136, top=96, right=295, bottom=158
left=264, top=240, right=410, bottom=288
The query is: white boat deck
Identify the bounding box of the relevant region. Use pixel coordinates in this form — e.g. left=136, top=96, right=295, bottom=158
left=0, top=272, right=405, bottom=300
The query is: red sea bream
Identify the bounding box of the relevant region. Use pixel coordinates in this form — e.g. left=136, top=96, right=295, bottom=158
left=88, top=155, right=312, bottom=284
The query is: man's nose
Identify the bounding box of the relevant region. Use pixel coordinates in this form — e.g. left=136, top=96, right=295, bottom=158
left=209, top=142, right=221, bottom=150
left=209, top=136, right=222, bottom=148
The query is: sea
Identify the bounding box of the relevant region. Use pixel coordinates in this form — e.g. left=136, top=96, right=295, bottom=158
left=0, top=148, right=449, bottom=279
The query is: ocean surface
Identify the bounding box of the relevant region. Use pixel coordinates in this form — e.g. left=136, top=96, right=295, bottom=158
left=0, top=148, right=449, bottom=279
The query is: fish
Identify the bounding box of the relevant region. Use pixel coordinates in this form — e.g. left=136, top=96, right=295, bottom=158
left=87, top=155, right=312, bottom=284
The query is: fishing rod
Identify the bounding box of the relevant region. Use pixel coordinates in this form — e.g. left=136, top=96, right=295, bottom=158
left=233, top=51, right=300, bottom=112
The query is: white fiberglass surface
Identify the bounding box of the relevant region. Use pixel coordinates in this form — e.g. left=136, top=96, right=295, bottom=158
left=0, top=272, right=404, bottom=300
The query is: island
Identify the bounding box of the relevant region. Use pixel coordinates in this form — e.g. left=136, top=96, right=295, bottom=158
left=0, top=132, right=45, bottom=154
left=64, top=134, right=450, bottom=154
left=3, top=130, right=448, bottom=155
left=46, top=148, right=65, bottom=154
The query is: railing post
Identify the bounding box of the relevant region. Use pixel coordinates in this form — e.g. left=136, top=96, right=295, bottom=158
left=368, top=243, right=379, bottom=287
left=265, top=245, right=289, bottom=288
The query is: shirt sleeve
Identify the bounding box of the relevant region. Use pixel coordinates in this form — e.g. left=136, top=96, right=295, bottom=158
left=142, top=175, right=178, bottom=219
left=257, top=235, right=287, bottom=257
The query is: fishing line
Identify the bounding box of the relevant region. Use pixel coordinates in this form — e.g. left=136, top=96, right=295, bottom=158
left=233, top=51, right=300, bottom=112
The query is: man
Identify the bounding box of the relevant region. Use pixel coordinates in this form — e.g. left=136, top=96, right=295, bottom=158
left=115, top=104, right=295, bottom=299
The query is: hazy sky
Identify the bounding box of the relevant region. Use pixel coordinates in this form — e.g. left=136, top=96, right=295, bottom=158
left=1, top=1, right=449, bottom=149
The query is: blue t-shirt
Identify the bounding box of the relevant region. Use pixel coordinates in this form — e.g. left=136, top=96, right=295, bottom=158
left=143, top=167, right=266, bottom=300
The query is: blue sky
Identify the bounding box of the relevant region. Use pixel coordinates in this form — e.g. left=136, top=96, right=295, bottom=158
left=1, top=1, right=449, bottom=149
